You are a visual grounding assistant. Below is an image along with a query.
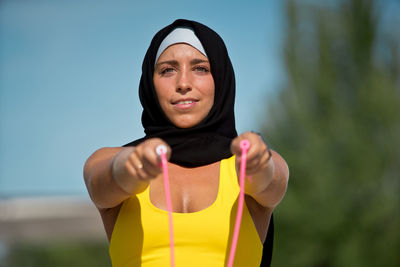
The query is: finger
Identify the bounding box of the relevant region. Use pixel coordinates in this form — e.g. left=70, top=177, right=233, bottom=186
left=233, top=135, right=253, bottom=156
left=244, top=133, right=264, bottom=156
left=245, top=144, right=268, bottom=172
left=143, top=145, right=160, bottom=167
left=249, top=142, right=269, bottom=170
left=134, top=162, right=151, bottom=180
left=246, top=155, right=262, bottom=171
left=124, top=159, right=139, bottom=179
left=258, top=148, right=273, bottom=169
left=230, top=136, right=242, bottom=155
left=128, top=151, right=152, bottom=180
left=246, top=149, right=272, bottom=174
left=142, top=150, right=162, bottom=177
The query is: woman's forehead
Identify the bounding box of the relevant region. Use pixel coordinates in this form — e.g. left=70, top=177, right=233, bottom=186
left=156, top=43, right=208, bottom=63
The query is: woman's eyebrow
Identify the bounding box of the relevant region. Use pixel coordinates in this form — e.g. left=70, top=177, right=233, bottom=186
left=155, top=60, right=179, bottom=68
left=190, top=58, right=209, bottom=65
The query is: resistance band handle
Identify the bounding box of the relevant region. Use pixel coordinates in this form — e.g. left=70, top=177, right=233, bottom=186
left=240, top=139, right=250, bottom=150
left=156, top=144, right=167, bottom=156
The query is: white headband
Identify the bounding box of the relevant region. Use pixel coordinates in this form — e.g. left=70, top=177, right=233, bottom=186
left=155, top=27, right=207, bottom=65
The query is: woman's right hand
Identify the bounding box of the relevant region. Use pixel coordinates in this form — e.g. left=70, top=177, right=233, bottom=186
left=112, top=138, right=171, bottom=195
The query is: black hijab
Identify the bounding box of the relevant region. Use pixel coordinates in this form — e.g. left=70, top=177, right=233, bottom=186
left=124, top=19, right=236, bottom=166
left=124, top=19, right=273, bottom=267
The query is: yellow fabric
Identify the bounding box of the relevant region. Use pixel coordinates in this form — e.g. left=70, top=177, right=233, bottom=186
left=109, top=155, right=263, bottom=267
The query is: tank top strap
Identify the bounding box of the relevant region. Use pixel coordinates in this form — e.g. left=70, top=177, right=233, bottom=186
left=219, top=155, right=239, bottom=204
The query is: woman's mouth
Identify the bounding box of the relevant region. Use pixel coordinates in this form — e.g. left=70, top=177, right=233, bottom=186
left=173, top=99, right=198, bottom=110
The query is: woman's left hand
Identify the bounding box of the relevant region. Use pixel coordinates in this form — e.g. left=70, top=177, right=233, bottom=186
left=230, top=132, right=272, bottom=175
left=231, top=132, right=289, bottom=208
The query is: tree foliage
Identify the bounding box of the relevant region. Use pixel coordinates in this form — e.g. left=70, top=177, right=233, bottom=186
left=264, top=0, right=400, bottom=266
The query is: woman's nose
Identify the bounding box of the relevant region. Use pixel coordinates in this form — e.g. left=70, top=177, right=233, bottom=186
left=176, top=70, right=192, bottom=93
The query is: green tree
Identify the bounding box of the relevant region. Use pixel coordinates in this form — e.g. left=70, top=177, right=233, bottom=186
left=264, top=0, right=400, bottom=266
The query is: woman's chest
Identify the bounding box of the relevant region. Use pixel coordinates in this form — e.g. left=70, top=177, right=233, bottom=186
left=149, top=162, right=220, bottom=213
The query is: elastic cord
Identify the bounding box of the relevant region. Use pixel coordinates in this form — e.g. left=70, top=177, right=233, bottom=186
left=157, top=145, right=175, bottom=267
left=227, top=140, right=250, bottom=267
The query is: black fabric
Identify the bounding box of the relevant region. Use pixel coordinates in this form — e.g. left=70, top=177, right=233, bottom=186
left=261, top=214, right=274, bottom=267
left=124, top=19, right=273, bottom=266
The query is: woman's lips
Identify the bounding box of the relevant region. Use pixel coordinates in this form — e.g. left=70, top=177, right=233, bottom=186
left=173, top=99, right=198, bottom=110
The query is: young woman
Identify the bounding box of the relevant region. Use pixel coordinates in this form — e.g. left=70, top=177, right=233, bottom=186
left=84, top=19, right=289, bottom=267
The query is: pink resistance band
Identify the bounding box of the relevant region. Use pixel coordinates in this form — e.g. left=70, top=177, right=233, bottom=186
left=156, top=139, right=251, bottom=267
left=156, top=145, right=175, bottom=267
left=227, top=139, right=251, bottom=267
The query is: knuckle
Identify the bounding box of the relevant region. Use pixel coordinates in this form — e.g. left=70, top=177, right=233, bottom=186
left=137, top=170, right=147, bottom=180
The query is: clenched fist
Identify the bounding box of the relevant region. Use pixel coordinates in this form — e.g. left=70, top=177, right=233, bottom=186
left=112, top=138, right=171, bottom=194
left=231, top=132, right=272, bottom=175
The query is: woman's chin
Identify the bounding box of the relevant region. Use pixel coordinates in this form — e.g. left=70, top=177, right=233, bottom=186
left=171, top=117, right=202, bottom=129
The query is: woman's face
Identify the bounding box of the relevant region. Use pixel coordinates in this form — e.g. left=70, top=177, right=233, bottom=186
left=153, top=43, right=215, bottom=128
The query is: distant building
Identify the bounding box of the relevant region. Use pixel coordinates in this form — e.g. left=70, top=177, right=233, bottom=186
left=0, top=196, right=106, bottom=245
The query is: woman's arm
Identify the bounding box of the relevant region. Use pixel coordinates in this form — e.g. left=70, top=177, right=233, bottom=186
left=231, top=132, right=289, bottom=209
left=83, top=139, right=171, bottom=209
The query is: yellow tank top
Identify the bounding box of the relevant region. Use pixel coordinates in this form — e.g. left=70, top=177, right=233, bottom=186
left=109, top=155, right=263, bottom=267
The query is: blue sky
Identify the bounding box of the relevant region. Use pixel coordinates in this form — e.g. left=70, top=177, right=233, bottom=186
left=0, top=0, right=285, bottom=196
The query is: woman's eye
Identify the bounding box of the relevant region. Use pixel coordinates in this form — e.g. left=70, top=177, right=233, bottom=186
left=160, top=68, right=175, bottom=75
left=194, top=66, right=209, bottom=73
